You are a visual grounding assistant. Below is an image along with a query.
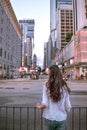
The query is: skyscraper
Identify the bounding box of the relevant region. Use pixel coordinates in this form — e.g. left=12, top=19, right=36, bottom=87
left=56, top=0, right=73, bottom=50
left=50, top=0, right=56, bottom=47
left=57, top=0, right=87, bottom=78
left=73, top=0, right=87, bottom=34
left=48, top=0, right=58, bottom=67
left=19, top=19, right=35, bottom=68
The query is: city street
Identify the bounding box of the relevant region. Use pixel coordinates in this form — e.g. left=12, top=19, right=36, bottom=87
left=0, top=78, right=87, bottom=106
left=0, top=78, right=87, bottom=130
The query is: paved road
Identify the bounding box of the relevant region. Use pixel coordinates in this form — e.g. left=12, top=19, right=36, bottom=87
left=0, top=78, right=87, bottom=130
left=0, top=78, right=45, bottom=106
left=0, top=78, right=87, bottom=106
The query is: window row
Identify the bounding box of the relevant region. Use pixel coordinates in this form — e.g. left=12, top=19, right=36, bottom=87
left=0, top=48, right=12, bottom=61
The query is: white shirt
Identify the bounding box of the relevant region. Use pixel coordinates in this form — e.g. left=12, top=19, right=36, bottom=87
left=42, top=84, right=71, bottom=121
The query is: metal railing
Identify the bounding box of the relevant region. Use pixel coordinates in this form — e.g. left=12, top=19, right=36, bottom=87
left=0, top=105, right=87, bottom=130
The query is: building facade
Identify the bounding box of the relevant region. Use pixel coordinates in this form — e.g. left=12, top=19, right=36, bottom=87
left=45, top=0, right=59, bottom=68
left=47, top=0, right=73, bottom=68
left=50, top=1, right=57, bottom=55
left=57, top=0, right=87, bottom=79
left=0, top=0, right=22, bottom=78
left=32, top=54, right=37, bottom=68
left=74, top=28, right=87, bottom=78
left=19, top=19, right=35, bottom=69
left=73, top=0, right=87, bottom=35
left=56, top=0, right=73, bottom=50
left=58, top=28, right=87, bottom=79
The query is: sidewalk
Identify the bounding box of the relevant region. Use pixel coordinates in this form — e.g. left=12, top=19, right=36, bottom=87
left=67, top=78, right=87, bottom=83
left=0, top=77, right=87, bottom=82
left=0, top=78, right=45, bottom=82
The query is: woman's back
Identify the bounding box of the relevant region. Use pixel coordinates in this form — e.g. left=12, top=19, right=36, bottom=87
left=42, top=84, right=71, bottom=121
left=36, top=65, right=71, bottom=130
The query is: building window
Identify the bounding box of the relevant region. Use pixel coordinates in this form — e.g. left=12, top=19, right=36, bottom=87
left=2, top=9, right=4, bottom=15
left=85, top=0, right=87, bottom=18
left=20, top=24, right=23, bottom=31
left=0, top=48, right=2, bottom=57
left=1, top=18, right=3, bottom=24
left=0, top=28, right=3, bottom=34
left=0, top=36, right=2, bottom=43
left=8, top=53, right=9, bottom=60
left=4, top=51, right=6, bottom=59
left=10, top=55, right=12, bottom=61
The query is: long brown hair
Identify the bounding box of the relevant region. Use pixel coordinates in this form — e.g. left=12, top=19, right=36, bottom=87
left=46, top=65, right=70, bottom=102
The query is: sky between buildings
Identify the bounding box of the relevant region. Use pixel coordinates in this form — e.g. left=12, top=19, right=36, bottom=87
left=10, top=0, right=50, bottom=68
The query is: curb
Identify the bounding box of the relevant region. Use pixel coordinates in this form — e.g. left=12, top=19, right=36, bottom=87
left=67, top=80, right=87, bottom=83
left=71, top=90, right=87, bottom=95
left=0, top=78, right=47, bottom=83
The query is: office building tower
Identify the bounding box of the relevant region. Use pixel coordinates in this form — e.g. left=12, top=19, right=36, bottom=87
left=73, top=0, right=87, bottom=35
left=57, top=0, right=87, bottom=79
left=19, top=19, right=35, bottom=68
left=32, top=54, right=37, bottom=68
left=0, top=0, right=22, bottom=79
left=56, top=0, right=73, bottom=50
left=49, top=0, right=58, bottom=66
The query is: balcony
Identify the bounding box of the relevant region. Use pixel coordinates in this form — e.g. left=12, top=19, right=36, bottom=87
left=0, top=105, right=87, bottom=130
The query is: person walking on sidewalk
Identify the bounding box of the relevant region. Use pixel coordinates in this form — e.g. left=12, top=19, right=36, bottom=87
left=36, top=65, right=71, bottom=130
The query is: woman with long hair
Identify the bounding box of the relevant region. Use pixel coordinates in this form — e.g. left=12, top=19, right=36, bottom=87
left=36, top=65, right=71, bottom=130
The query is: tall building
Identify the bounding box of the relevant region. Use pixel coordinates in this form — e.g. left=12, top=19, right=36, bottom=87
left=44, top=37, right=55, bottom=68
left=48, top=0, right=58, bottom=66
left=44, top=42, right=47, bottom=69
left=49, top=0, right=72, bottom=65
left=44, top=41, right=51, bottom=68
left=32, top=54, right=37, bottom=68
left=19, top=19, right=35, bottom=69
left=73, top=0, right=87, bottom=35
left=57, top=0, right=87, bottom=79
left=0, top=0, right=22, bottom=78
left=50, top=0, right=56, bottom=34
left=56, top=0, right=73, bottom=50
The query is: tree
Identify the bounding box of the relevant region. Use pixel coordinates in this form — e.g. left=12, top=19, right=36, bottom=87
left=65, top=33, right=72, bottom=43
